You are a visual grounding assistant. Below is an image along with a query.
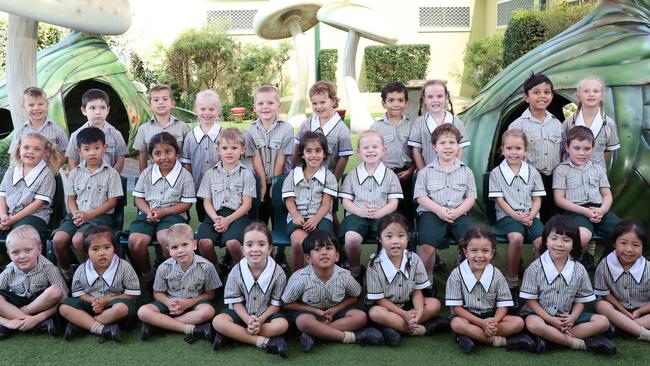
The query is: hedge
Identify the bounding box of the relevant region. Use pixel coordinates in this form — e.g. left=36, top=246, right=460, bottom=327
left=319, top=48, right=337, bottom=84
left=462, top=35, right=504, bottom=95
left=363, top=44, right=430, bottom=92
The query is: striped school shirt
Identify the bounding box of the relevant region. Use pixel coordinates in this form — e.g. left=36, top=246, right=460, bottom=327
left=71, top=255, right=141, bottom=298
left=0, top=255, right=68, bottom=298
left=552, top=160, right=609, bottom=205
left=153, top=255, right=221, bottom=299
left=338, top=162, right=403, bottom=215
left=594, top=252, right=650, bottom=310
left=407, top=112, right=470, bottom=166
left=9, top=118, right=69, bottom=154
left=0, top=160, right=55, bottom=222
left=281, top=264, right=361, bottom=310
left=445, top=260, right=513, bottom=316
left=562, top=111, right=620, bottom=168
left=66, top=121, right=128, bottom=168
left=179, top=123, right=222, bottom=187
left=281, top=166, right=338, bottom=223
left=65, top=162, right=123, bottom=214
left=295, top=114, right=353, bottom=173
left=132, top=160, right=196, bottom=219
left=223, top=256, right=286, bottom=316
left=488, top=160, right=546, bottom=221
left=508, top=109, right=563, bottom=176
left=413, top=157, right=477, bottom=213
left=370, top=114, right=414, bottom=169
left=244, top=118, right=294, bottom=183
left=366, top=249, right=430, bottom=306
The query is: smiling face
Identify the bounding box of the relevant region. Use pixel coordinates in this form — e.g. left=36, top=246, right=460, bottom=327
left=307, top=243, right=339, bottom=270
left=433, top=132, right=459, bottom=163
left=379, top=222, right=409, bottom=261
left=357, top=134, right=386, bottom=165
left=253, top=91, right=281, bottom=123
left=243, top=230, right=272, bottom=268
left=87, top=234, right=116, bottom=272
left=463, top=237, right=495, bottom=271
left=523, top=82, right=553, bottom=114
left=151, top=142, right=177, bottom=172
left=576, top=79, right=604, bottom=110
left=217, top=139, right=244, bottom=166
left=545, top=229, right=574, bottom=263
left=567, top=138, right=593, bottom=166
left=195, top=96, right=220, bottom=125
left=81, top=99, right=110, bottom=126
left=614, top=231, right=643, bottom=268
left=502, top=134, right=527, bottom=166
left=382, top=91, right=408, bottom=119
left=169, top=236, right=197, bottom=268
left=19, top=135, right=48, bottom=167
left=149, top=89, right=174, bottom=118
left=310, top=92, right=337, bottom=121
left=22, top=95, right=48, bottom=124
left=302, top=139, right=326, bottom=170
left=423, top=84, right=448, bottom=114
left=7, top=238, right=41, bottom=273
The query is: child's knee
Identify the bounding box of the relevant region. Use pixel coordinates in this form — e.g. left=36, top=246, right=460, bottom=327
left=225, top=240, right=241, bottom=253
left=579, top=228, right=592, bottom=244
left=198, top=239, right=213, bottom=252
left=525, top=315, right=543, bottom=332
left=43, top=285, right=64, bottom=302
left=591, top=314, right=610, bottom=330
left=128, top=235, right=149, bottom=250
left=508, top=233, right=524, bottom=247
left=295, top=314, right=316, bottom=330
left=111, top=302, right=129, bottom=315
left=450, top=316, right=466, bottom=331
left=344, top=231, right=362, bottom=246
left=368, top=305, right=385, bottom=321
left=53, top=232, right=70, bottom=249
left=196, top=304, right=216, bottom=318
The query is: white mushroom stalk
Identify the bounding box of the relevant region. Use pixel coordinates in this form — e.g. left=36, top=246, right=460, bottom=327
left=341, top=29, right=373, bottom=132
left=287, top=16, right=309, bottom=128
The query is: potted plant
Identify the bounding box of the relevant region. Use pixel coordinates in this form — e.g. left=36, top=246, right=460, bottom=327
left=230, top=107, right=246, bottom=123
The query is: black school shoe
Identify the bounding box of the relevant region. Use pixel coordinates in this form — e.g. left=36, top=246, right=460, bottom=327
left=0, top=324, right=14, bottom=340
left=355, top=327, right=384, bottom=346
left=185, top=322, right=213, bottom=343
left=141, top=322, right=164, bottom=341
left=212, top=331, right=226, bottom=351
left=585, top=336, right=617, bottom=355
left=381, top=327, right=402, bottom=346
left=33, top=317, right=57, bottom=336
left=100, top=324, right=122, bottom=343
left=64, top=323, right=86, bottom=341
left=456, top=334, right=475, bottom=354
left=533, top=335, right=546, bottom=353
left=299, top=332, right=316, bottom=353
left=505, top=333, right=536, bottom=352
left=265, top=336, right=289, bottom=358
left=424, top=316, right=450, bottom=334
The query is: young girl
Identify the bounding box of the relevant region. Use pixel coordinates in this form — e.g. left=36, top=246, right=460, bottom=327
left=59, top=224, right=140, bottom=342
left=128, top=132, right=196, bottom=283
left=408, top=79, right=470, bottom=171
left=520, top=215, right=615, bottom=355
left=0, top=133, right=59, bottom=244
left=212, top=222, right=289, bottom=357
left=446, top=226, right=535, bottom=354
left=595, top=220, right=650, bottom=341
left=282, top=131, right=338, bottom=272
left=488, top=129, right=546, bottom=297
left=366, top=213, right=447, bottom=346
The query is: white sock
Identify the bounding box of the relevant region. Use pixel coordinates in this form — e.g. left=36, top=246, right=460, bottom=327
left=184, top=324, right=195, bottom=335
left=492, top=336, right=506, bottom=347
left=90, top=322, right=104, bottom=335
left=586, top=241, right=596, bottom=256
left=639, top=327, right=650, bottom=341
left=410, top=324, right=426, bottom=336
left=342, top=331, right=356, bottom=344
left=570, top=338, right=586, bottom=350
left=256, top=336, right=269, bottom=348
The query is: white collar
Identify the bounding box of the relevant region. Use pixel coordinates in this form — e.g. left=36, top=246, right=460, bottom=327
left=425, top=111, right=453, bottom=133
left=310, top=112, right=341, bottom=136
left=13, top=160, right=47, bottom=187
left=356, top=162, right=387, bottom=185
left=606, top=251, right=646, bottom=283
left=85, top=254, right=119, bottom=287
left=192, top=123, right=221, bottom=143
left=499, top=159, right=529, bottom=185
left=293, top=166, right=327, bottom=185
left=152, top=160, right=183, bottom=186
left=459, top=259, right=494, bottom=292
left=541, top=251, right=575, bottom=285
left=378, top=248, right=409, bottom=283
left=575, top=109, right=604, bottom=137
left=240, top=256, right=276, bottom=293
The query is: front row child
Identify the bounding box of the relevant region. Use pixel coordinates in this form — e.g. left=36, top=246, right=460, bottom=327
left=138, top=224, right=221, bottom=343
left=59, top=225, right=140, bottom=342
left=0, top=225, right=67, bottom=339
left=445, top=226, right=536, bottom=354
left=213, top=222, right=289, bottom=357
left=281, top=230, right=383, bottom=352
left=520, top=215, right=615, bottom=355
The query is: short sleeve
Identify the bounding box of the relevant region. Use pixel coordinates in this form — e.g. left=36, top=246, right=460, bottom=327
left=113, top=130, right=129, bottom=156
left=196, top=170, right=212, bottom=199
left=343, top=271, right=362, bottom=297
left=0, top=169, right=11, bottom=196
left=54, top=125, right=69, bottom=152
left=574, top=265, right=596, bottom=303
left=121, top=260, right=141, bottom=296
left=519, top=261, right=540, bottom=300
left=531, top=168, right=546, bottom=196
left=407, top=118, right=424, bottom=149
left=593, top=261, right=610, bottom=297
left=413, top=169, right=428, bottom=200
left=64, top=168, right=77, bottom=197
left=552, top=165, right=568, bottom=190
left=444, top=269, right=463, bottom=306
left=454, top=117, right=471, bottom=148
left=605, top=118, right=620, bottom=151
left=180, top=136, right=193, bottom=164
left=70, top=266, right=86, bottom=297
left=386, top=171, right=403, bottom=200
left=323, top=170, right=338, bottom=197
left=244, top=128, right=257, bottom=158
left=66, top=132, right=80, bottom=160
left=132, top=126, right=147, bottom=151
left=107, top=169, right=124, bottom=198
left=338, top=172, right=355, bottom=201
left=133, top=170, right=147, bottom=198
left=202, top=263, right=222, bottom=291
left=494, top=271, right=514, bottom=308
left=45, top=264, right=69, bottom=297
left=281, top=271, right=304, bottom=304
left=281, top=126, right=294, bottom=155
left=270, top=269, right=287, bottom=307
left=508, top=119, right=522, bottom=131
left=412, top=254, right=430, bottom=289
left=0, top=267, right=10, bottom=289
left=179, top=172, right=196, bottom=203
left=337, top=129, right=354, bottom=157
left=8, top=133, right=19, bottom=156
left=365, top=262, right=385, bottom=300
left=488, top=169, right=503, bottom=198
left=465, top=168, right=477, bottom=199
left=152, top=267, right=168, bottom=293
left=281, top=171, right=296, bottom=199
left=223, top=267, right=244, bottom=305
left=35, top=171, right=55, bottom=204
left=598, top=166, right=610, bottom=188
left=242, top=170, right=257, bottom=198
left=295, top=120, right=308, bottom=145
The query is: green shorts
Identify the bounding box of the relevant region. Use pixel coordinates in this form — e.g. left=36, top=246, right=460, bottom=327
left=197, top=208, right=252, bottom=245
left=287, top=218, right=333, bottom=236
left=449, top=309, right=496, bottom=320
left=149, top=299, right=215, bottom=315
left=54, top=214, right=114, bottom=237
left=290, top=306, right=353, bottom=325
left=0, top=289, right=45, bottom=308
left=60, top=297, right=138, bottom=329
left=220, top=308, right=286, bottom=326
left=128, top=213, right=187, bottom=238
left=563, top=209, right=620, bottom=239
left=339, top=214, right=380, bottom=242
left=492, top=216, right=543, bottom=242
left=417, top=212, right=475, bottom=249
left=0, top=215, right=49, bottom=244
left=520, top=309, right=593, bottom=325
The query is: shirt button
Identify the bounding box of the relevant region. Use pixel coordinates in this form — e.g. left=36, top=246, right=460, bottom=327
left=398, top=284, right=402, bottom=287
left=624, top=286, right=628, bottom=289
left=556, top=291, right=559, bottom=293
left=544, top=153, right=548, bottom=155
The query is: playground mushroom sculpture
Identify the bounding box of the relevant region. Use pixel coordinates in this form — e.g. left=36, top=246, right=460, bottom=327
left=317, top=1, right=398, bottom=132
left=0, top=0, right=132, bottom=129
left=254, top=0, right=323, bottom=128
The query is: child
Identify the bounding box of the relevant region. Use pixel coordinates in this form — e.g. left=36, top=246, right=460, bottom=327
left=414, top=124, right=476, bottom=283
left=340, top=130, right=403, bottom=280
left=408, top=80, right=470, bottom=170
left=488, top=129, right=545, bottom=297
left=128, top=132, right=196, bottom=283
left=245, top=85, right=294, bottom=224
left=53, top=127, right=124, bottom=281
left=293, top=81, right=353, bottom=181
left=366, top=213, right=447, bottom=346
left=197, top=128, right=256, bottom=266
left=446, top=226, right=536, bottom=354
left=508, top=73, right=563, bottom=222
left=133, top=84, right=190, bottom=172
left=66, top=88, right=129, bottom=173
left=0, top=225, right=67, bottom=339
left=595, top=220, right=650, bottom=341
left=562, top=76, right=620, bottom=168
left=553, top=126, right=620, bottom=271
left=59, top=224, right=140, bottom=342
left=282, top=131, right=338, bottom=272
left=371, top=81, right=416, bottom=225
left=282, top=230, right=383, bottom=352
left=138, top=223, right=221, bottom=342
left=520, top=215, right=615, bottom=355
left=180, top=89, right=222, bottom=221
left=212, top=222, right=289, bottom=357
left=9, top=87, right=68, bottom=168
left=0, top=133, right=59, bottom=244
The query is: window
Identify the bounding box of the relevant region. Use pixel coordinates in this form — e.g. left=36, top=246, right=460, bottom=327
left=419, top=6, right=471, bottom=31
left=496, top=0, right=534, bottom=27
left=206, top=9, right=257, bottom=34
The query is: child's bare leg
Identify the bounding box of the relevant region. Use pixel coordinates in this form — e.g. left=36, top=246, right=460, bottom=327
left=53, top=231, right=73, bottom=270
left=579, top=227, right=592, bottom=249
left=259, top=317, right=289, bottom=337
left=21, top=285, right=63, bottom=315
left=72, top=233, right=87, bottom=261
left=138, top=304, right=187, bottom=333
left=198, top=239, right=217, bottom=265
left=496, top=315, right=525, bottom=336
left=157, top=229, right=171, bottom=258
left=420, top=297, right=442, bottom=322
left=225, top=239, right=243, bottom=262
left=532, top=237, right=542, bottom=259
left=174, top=304, right=215, bottom=325
left=569, top=314, right=609, bottom=339
left=368, top=306, right=410, bottom=333
left=344, top=232, right=362, bottom=276
left=0, top=295, right=26, bottom=324
left=451, top=317, right=493, bottom=343
left=291, top=230, right=308, bottom=272
left=329, top=309, right=367, bottom=331
left=95, top=302, right=130, bottom=325
left=506, top=233, right=524, bottom=281
left=213, top=314, right=258, bottom=345
left=596, top=301, right=645, bottom=336
left=59, top=304, right=98, bottom=330
left=419, top=244, right=436, bottom=276
left=526, top=315, right=581, bottom=347
left=295, top=314, right=346, bottom=341
left=128, top=233, right=153, bottom=275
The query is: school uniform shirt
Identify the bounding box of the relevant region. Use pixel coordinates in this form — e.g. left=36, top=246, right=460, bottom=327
left=445, top=260, right=513, bottom=315
left=132, top=160, right=196, bottom=219
left=488, top=160, right=546, bottom=221
left=295, top=114, right=353, bottom=173
left=0, top=160, right=55, bottom=222
left=244, top=118, right=294, bottom=183
left=179, top=123, right=221, bottom=187
left=0, top=255, right=68, bottom=298
left=370, top=114, right=414, bottom=169
left=132, top=116, right=190, bottom=153
left=508, top=109, right=563, bottom=175
left=594, top=252, right=650, bottom=310
left=197, top=161, right=256, bottom=212
left=339, top=162, right=403, bottom=216
left=562, top=111, right=620, bottom=168
left=520, top=251, right=595, bottom=315
left=223, top=257, right=287, bottom=316
left=281, top=166, right=338, bottom=223
left=65, top=161, right=123, bottom=214
left=65, top=121, right=128, bottom=167
left=71, top=255, right=141, bottom=298
left=9, top=118, right=69, bottom=154
left=552, top=160, right=609, bottom=205
left=407, top=112, right=470, bottom=166
left=366, top=249, right=430, bottom=306
left=153, top=255, right=221, bottom=299
left=413, top=157, right=477, bottom=213
left=281, top=264, right=361, bottom=310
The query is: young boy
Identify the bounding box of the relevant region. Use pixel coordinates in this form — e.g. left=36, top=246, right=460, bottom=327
left=9, top=87, right=68, bottom=168
left=197, top=128, right=256, bottom=266
left=52, top=127, right=124, bottom=281
left=371, top=81, right=416, bottom=226
left=0, top=225, right=68, bottom=339
left=414, top=124, right=476, bottom=284
left=553, top=126, right=620, bottom=270
left=281, top=230, right=383, bottom=352
left=66, top=89, right=129, bottom=173
left=339, top=130, right=403, bottom=280
left=508, top=73, right=563, bottom=222
left=138, top=223, right=221, bottom=342
left=244, top=85, right=294, bottom=224
left=133, top=84, right=190, bottom=172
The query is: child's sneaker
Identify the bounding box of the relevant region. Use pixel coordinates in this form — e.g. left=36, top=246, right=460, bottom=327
left=186, top=322, right=213, bottom=343
left=0, top=324, right=14, bottom=340
left=212, top=331, right=226, bottom=350
left=99, top=323, right=122, bottom=342
left=33, top=317, right=57, bottom=336
left=423, top=316, right=450, bottom=334
left=265, top=336, right=289, bottom=358
left=381, top=327, right=401, bottom=346
left=505, top=333, right=536, bottom=352
left=456, top=334, right=475, bottom=354
left=140, top=322, right=163, bottom=341
left=585, top=336, right=616, bottom=355
left=299, top=332, right=315, bottom=352
left=354, top=327, right=383, bottom=346
left=64, top=323, right=85, bottom=341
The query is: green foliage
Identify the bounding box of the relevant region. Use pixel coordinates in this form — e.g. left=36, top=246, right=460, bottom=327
left=363, top=44, right=430, bottom=92
left=462, top=35, right=504, bottom=94
left=0, top=20, right=64, bottom=74
left=319, top=48, right=337, bottom=84
left=129, top=52, right=159, bottom=90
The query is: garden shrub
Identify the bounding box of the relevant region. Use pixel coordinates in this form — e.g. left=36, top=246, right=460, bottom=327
left=0, top=21, right=64, bottom=73
left=363, top=44, right=430, bottom=92
left=462, top=35, right=504, bottom=94
left=319, top=48, right=337, bottom=84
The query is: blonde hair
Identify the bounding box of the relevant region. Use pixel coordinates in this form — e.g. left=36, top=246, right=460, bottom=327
left=419, top=79, right=454, bottom=116
left=6, top=225, right=41, bottom=248
left=217, top=127, right=245, bottom=146
left=12, top=133, right=60, bottom=172
left=195, top=89, right=222, bottom=114
left=254, top=85, right=280, bottom=102
left=574, top=76, right=606, bottom=121
left=167, top=223, right=194, bottom=243
left=358, top=129, right=384, bottom=147
left=22, top=87, right=47, bottom=101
